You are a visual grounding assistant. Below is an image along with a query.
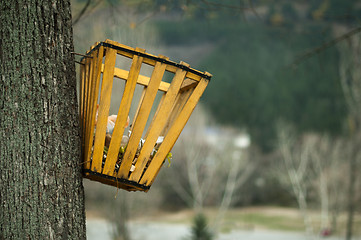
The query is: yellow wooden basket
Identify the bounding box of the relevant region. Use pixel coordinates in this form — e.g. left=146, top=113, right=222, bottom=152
left=79, top=40, right=211, bottom=192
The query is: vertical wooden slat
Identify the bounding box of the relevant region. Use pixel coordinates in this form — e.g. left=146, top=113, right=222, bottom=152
left=84, top=46, right=104, bottom=170
left=84, top=47, right=95, bottom=133
left=130, top=63, right=188, bottom=182
left=85, top=51, right=97, bottom=136
left=82, top=57, right=91, bottom=145
left=82, top=52, right=95, bottom=168
left=84, top=56, right=94, bottom=160
left=86, top=55, right=95, bottom=137
left=117, top=57, right=168, bottom=179
left=160, top=87, right=194, bottom=137
left=79, top=60, right=86, bottom=145
left=91, top=48, right=117, bottom=172
left=139, top=77, right=210, bottom=186
left=102, top=49, right=145, bottom=175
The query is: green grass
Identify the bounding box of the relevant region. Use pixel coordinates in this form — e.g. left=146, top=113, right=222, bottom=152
left=143, top=206, right=361, bottom=236
left=144, top=207, right=306, bottom=232
left=213, top=208, right=305, bottom=233
left=88, top=204, right=361, bottom=237
left=233, top=212, right=304, bottom=231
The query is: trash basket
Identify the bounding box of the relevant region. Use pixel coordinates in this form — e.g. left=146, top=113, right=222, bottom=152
left=79, top=39, right=211, bottom=191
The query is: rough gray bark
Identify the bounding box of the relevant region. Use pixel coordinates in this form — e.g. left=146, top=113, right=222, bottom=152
left=0, top=0, right=86, bottom=239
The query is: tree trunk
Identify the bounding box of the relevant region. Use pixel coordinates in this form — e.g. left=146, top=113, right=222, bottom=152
left=346, top=138, right=358, bottom=240
left=335, top=25, right=361, bottom=240
left=0, top=1, right=86, bottom=239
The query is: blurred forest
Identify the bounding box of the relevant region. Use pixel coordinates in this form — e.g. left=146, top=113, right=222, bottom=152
left=71, top=0, right=361, bottom=239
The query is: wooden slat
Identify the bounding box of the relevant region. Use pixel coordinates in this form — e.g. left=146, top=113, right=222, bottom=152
left=105, top=39, right=136, bottom=56
left=180, top=78, right=198, bottom=92
left=85, top=51, right=98, bottom=135
left=91, top=48, right=117, bottom=172
left=117, top=57, right=168, bottom=178
left=139, top=77, right=210, bottom=186
left=82, top=58, right=91, bottom=144
left=83, top=51, right=97, bottom=169
left=84, top=56, right=95, bottom=155
left=84, top=46, right=104, bottom=170
left=160, top=88, right=193, bottom=137
left=102, top=48, right=145, bottom=175
left=105, top=39, right=207, bottom=82
left=79, top=60, right=86, bottom=143
left=129, top=63, right=188, bottom=182
left=102, top=64, right=171, bottom=92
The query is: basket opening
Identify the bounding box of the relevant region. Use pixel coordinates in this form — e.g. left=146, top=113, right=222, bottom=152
left=128, top=83, right=146, bottom=129
left=162, top=70, right=174, bottom=84
left=109, top=76, right=126, bottom=115
left=115, top=52, right=133, bottom=72
left=143, top=90, right=166, bottom=138
left=138, top=61, right=154, bottom=79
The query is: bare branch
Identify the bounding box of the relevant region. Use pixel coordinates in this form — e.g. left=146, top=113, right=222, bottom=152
left=292, top=25, right=361, bottom=66
left=73, top=0, right=92, bottom=26
left=248, top=0, right=263, bottom=21
left=73, top=0, right=104, bottom=26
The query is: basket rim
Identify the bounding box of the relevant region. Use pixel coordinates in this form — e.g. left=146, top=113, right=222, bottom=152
left=83, top=169, right=150, bottom=191
left=80, top=40, right=212, bottom=81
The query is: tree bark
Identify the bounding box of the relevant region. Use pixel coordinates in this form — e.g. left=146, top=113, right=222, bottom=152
left=0, top=1, right=86, bottom=239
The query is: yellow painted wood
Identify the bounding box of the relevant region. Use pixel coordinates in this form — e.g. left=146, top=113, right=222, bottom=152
left=102, top=64, right=171, bottom=92
left=79, top=60, right=86, bottom=140
left=80, top=60, right=88, bottom=166
left=85, top=51, right=98, bottom=134
left=82, top=58, right=89, bottom=138
left=82, top=57, right=92, bottom=148
left=117, top=57, right=168, bottom=178
left=84, top=46, right=104, bottom=170
left=130, top=63, right=188, bottom=182
left=102, top=49, right=145, bottom=175
left=139, top=77, right=210, bottom=186
left=105, top=39, right=205, bottom=82
left=180, top=78, right=198, bottom=92
left=91, top=48, right=117, bottom=172
left=83, top=51, right=97, bottom=169
left=160, top=88, right=193, bottom=137
left=82, top=44, right=101, bottom=166
left=105, top=39, right=136, bottom=55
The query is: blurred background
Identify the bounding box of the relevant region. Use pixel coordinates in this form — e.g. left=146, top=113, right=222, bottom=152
left=71, top=0, right=361, bottom=239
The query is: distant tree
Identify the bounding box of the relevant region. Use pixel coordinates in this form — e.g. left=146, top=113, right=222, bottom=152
left=277, top=125, right=316, bottom=238
left=162, top=106, right=255, bottom=234
left=277, top=122, right=358, bottom=238
left=198, top=23, right=345, bottom=151
left=336, top=25, right=361, bottom=240
left=189, top=213, right=214, bottom=240
left=0, top=1, right=86, bottom=239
